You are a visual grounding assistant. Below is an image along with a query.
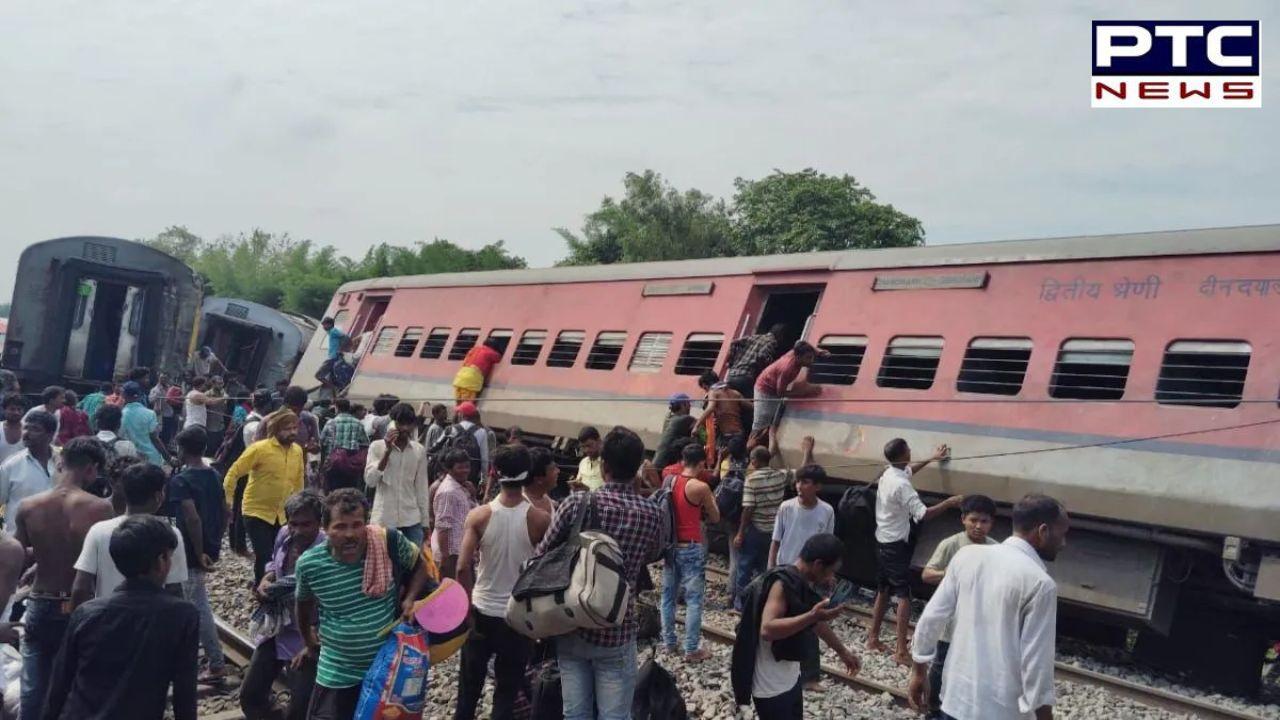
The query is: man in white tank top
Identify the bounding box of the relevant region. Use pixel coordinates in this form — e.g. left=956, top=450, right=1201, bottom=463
left=456, top=444, right=551, bottom=720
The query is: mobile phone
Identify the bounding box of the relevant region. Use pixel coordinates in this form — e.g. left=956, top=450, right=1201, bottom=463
left=827, top=579, right=855, bottom=608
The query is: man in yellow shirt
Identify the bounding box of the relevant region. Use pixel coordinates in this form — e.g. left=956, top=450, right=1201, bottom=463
left=224, top=411, right=304, bottom=582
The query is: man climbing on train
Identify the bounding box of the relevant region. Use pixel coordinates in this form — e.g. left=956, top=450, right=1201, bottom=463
left=315, top=317, right=351, bottom=395
left=452, top=337, right=503, bottom=403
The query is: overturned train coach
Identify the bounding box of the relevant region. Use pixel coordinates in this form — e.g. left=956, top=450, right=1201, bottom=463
left=200, top=297, right=318, bottom=390
left=295, top=224, right=1280, bottom=691
left=4, top=236, right=202, bottom=389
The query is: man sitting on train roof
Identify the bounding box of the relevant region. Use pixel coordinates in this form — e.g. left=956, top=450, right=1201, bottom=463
left=452, top=338, right=503, bottom=404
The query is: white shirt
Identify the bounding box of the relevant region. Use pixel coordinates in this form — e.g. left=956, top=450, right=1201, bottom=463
left=74, top=514, right=189, bottom=598
left=874, top=465, right=926, bottom=544
left=0, top=449, right=57, bottom=531
left=752, top=637, right=800, bottom=699
left=364, top=438, right=430, bottom=528
left=95, top=430, right=138, bottom=459
left=472, top=497, right=535, bottom=617
left=771, top=498, right=835, bottom=567
left=242, top=412, right=264, bottom=449
left=183, top=391, right=207, bottom=429
left=0, top=424, right=24, bottom=466
left=911, top=537, right=1058, bottom=720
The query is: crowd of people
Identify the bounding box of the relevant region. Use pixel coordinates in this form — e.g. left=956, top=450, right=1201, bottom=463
left=0, top=322, right=1071, bottom=720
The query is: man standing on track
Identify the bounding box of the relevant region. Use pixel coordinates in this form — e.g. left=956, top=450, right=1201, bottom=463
left=227, top=411, right=306, bottom=583
left=13, top=437, right=114, bottom=720
left=120, top=381, right=172, bottom=467
left=364, top=403, right=430, bottom=547
left=455, top=444, right=551, bottom=720
left=908, top=494, right=1068, bottom=720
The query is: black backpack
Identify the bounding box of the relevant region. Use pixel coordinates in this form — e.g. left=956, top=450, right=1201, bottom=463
left=436, top=424, right=483, bottom=484
left=632, top=653, right=689, bottom=720
left=838, top=483, right=878, bottom=540
left=714, top=462, right=746, bottom=525
left=647, top=474, right=681, bottom=560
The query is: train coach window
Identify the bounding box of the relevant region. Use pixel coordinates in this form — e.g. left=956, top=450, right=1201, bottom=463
left=512, top=330, right=546, bottom=366
left=372, top=326, right=400, bottom=355
left=419, top=327, right=451, bottom=359
left=586, top=332, right=628, bottom=371
left=394, top=327, right=423, bottom=357
left=810, top=335, right=868, bottom=385
left=547, top=331, right=585, bottom=368
left=877, top=336, right=944, bottom=390
left=448, top=328, right=480, bottom=360
left=1049, top=339, right=1134, bottom=400
left=958, top=338, right=1032, bottom=396
left=1156, top=340, right=1250, bottom=409
left=629, top=332, right=673, bottom=373
left=675, top=333, right=724, bottom=376
left=487, top=329, right=514, bottom=356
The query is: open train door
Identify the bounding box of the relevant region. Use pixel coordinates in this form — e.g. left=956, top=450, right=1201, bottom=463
left=113, top=286, right=143, bottom=376
left=738, top=283, right=826, bottom=349
left=63, top=279, right=98, bottom=379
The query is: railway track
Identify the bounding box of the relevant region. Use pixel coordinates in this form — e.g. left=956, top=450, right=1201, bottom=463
left=197, top=617, right=272, bottom=720
left=701, top=565, right=1266, bottom=720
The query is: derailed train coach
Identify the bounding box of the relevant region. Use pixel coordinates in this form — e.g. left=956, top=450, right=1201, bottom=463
left=200, top=297, right=317, bottom=389
left=3, top=236, right=202, bottom=389
left=294, top=224, right=1280, bottom=692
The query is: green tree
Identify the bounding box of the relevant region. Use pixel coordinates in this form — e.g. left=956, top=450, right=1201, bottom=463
left=146, top=225, right=206, bottom=265
left=730, top=169, right=924, bottom=255
left=555, top=170, right=735, bottom=266
left=140, top=229, right=527, bottom=318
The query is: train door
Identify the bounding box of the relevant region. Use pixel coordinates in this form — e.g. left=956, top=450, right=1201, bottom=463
left=64, top=279, right=145, bottom=381
left=348, top=296, right=391, bottom=358
left=750, top=286, right=825, bottom=347
left=63, top=279, right=98, bottom=378
left=112, top=287, right=143, bottom=376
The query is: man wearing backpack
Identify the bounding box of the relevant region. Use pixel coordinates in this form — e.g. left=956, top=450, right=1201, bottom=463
left=439, top=402, right=488, bottom=487
left=533, top=426, right=663, bottom=720
left=658, top=444, right=720, bottom=663
left=93, top=405, right=138, bottom=462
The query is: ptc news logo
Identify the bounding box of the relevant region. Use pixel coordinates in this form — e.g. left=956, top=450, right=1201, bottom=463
left=1092, top=21, right=1261, bottom=108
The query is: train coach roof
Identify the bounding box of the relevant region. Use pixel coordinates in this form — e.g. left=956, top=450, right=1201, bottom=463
left=338, top=223, right=1280, bottom=293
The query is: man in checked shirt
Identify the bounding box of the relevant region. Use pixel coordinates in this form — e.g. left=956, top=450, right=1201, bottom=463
left=533, top=426, right=663, bottom=720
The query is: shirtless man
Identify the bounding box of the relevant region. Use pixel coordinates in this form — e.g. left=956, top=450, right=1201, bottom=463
left=13, top=437, right=114, bottom=720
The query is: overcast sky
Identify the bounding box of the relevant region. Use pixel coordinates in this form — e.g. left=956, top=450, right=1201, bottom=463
left=1, top=1, right=1276, bottom=303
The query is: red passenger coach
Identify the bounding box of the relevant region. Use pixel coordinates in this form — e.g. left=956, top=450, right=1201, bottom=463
left=294, top=224, right=1280, bottom=688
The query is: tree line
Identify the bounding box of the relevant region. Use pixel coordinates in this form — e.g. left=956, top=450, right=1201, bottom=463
left=142, top=168, right=923, bottom=318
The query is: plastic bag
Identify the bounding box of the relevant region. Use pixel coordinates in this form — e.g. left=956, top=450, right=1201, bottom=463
left=354, top=622, right=431, bottom=720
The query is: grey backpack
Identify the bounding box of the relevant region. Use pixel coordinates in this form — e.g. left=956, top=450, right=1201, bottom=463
left=506, top=495, right=630, bottom=639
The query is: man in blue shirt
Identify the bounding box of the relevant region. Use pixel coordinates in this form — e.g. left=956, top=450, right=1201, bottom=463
left=315, top=317, right=349, bottom=393
left=120, top=382, right=172, bottom=467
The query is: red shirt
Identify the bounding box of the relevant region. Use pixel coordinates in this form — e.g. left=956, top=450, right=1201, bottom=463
left=755, top=351, right=803, bottom=396
left=57, top=407, right=92, bottom=445
left=671, top=475, right=703, bottom=542
left=463, top=345, right=501, bottom=378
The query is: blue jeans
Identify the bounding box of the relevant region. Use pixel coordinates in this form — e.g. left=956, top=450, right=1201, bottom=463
left=556, top=634, right=637, bottom=720
left=660, top=542, right=706, bottom=653
left=184, top=568, right=226, bottom=671
left=399, top=525, right=425, bottom=547
left=21, top=598, right=71, bottom=720
left=734, top=524, right=771, bottom=610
